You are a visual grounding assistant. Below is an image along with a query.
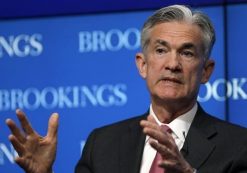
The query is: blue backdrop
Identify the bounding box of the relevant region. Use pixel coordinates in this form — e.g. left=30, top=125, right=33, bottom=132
left=1, top=4, right=247, bottom=173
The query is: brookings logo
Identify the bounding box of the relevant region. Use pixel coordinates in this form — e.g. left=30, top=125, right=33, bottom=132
left=0, top=143, right=17, bottom=165
left=198, top=78, right=247, bottom=102
left=79, top=28, right=140, bottom=53
left=0, top=34, right=43, bottom=58
left=0, top=84, right=127, bottom=111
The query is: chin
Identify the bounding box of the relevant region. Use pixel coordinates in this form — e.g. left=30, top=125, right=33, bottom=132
left=159, top=88, right=182, bottom=97
left=155, top=93, right=183, bottom=102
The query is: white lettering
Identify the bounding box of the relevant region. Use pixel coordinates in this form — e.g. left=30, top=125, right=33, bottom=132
left=0, top=143, right=18, bottom=165
left=232, top=78, right=247, bottom=99
left=40, top=87, right=58, bottom=109
left=80, top=86, right=98, bottom=106
left=92, top=31, right=106, bottom=51
left=13, top=34, right=30, bottom=57
left=11, top=89, right=23, bottom=109
left=29, top=34, right=43, bottom=56
left=198, top=78, right=247, bottom=102
left=23, top=88, right=40, bottom=110
left=0, top=90, right=10, bottom=111
left=0, top=84, right=128, bottom=111
left=105, top=29, right=123, bottom=51
left=97, top=85, right=115, bottom=106
left=79, top=31, right=92, bottom=52
left=197, top=83, right=211, bottom=102
left=0, top=36, right=14, bottom=57
left=0, top=34, right=43, bottom=58
left=79, top=28, right=140, bottom=53
left=58, top=87, right=75, bottom=108
left=123, top=28, right=140, bottom=50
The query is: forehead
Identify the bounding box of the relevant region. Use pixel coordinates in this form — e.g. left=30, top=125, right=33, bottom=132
left=149, top=21, right=203, bottom=47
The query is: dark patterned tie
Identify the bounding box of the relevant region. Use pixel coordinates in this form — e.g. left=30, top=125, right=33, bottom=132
left=149, top=125, right=172, bottom=173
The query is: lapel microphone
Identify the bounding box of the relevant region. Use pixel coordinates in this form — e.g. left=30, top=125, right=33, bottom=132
left=181, top=131, right=189, bottom=156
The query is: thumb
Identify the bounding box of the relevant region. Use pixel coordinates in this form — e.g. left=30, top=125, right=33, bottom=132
left=47, top=113, right=59, bottom=139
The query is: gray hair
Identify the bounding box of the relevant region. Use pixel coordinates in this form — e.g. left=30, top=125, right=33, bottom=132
left=141, top=5, right=216, bottom=58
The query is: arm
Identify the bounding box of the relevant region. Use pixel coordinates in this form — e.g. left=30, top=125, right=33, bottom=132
left=5, top=109, right=59, bottom=173
left=75, top=130, right=97, bottom=173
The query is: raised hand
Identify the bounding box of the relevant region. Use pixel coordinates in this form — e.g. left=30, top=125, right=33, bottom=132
left=5, top=109, right=59, bottom=173
left=140, top=115, right=194, bottom=173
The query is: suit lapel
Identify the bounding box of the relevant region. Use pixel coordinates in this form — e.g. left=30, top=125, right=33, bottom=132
left=117, top=107, right=217, bottom=172
left=182, top=105, right=217, bottom=169
left=119, top=115, right=147, bottom=173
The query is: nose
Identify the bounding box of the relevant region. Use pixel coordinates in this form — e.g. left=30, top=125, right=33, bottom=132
left=164, top=52, right=182, bottom=73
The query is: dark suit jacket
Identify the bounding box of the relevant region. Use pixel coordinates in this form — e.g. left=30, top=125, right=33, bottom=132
left=75, top=106, right=247, bottom=173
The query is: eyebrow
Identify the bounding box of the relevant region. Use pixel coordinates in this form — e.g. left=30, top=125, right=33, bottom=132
left=155, top=39, right=169, bottom=47
left=154, top=39, right=196, bottom=50
left=180, top=43, right=196, bottom=50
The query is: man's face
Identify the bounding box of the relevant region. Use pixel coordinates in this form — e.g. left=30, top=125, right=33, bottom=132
left=136, top=21, right=214, bottom=104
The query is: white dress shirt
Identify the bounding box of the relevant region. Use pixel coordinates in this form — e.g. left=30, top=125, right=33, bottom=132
left=140, top=103, right=198, bottom=173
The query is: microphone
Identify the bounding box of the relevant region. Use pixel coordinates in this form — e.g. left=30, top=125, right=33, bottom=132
left=181, top=131, right=189, bottom=156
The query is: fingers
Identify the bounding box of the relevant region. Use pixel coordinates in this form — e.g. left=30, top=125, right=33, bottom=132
left=8, top=134, right=26, bottom=157
left=140, top=115, right=178, bottom=157
left=149, top=138, right=173, bottom=158
left=16, top=109, right=35, bottom=135
left=141, top=115, right=193, bottom=173
left=6, top=109, right=59, bottom=141
left=158, top=156, right=194, bottom=173
left=5, top=119, right=26, bottom=143
left=15, top=157, right=32, bottom=172
left=158, top=160, right=180, bottom=172
left=146, top=127, right=173, bottom=148
left=47, top=113, right=59, bottom=139
left=140, top=115, right=160, bottom=132
left=147, top=115, right=157, bottom=123
left=140, top=115, right=174, bottom=147
left=5, top=109, right=36, bottom=157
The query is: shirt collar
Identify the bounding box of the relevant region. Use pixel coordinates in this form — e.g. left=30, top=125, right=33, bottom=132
left=149, top=103, right=197, bottom=143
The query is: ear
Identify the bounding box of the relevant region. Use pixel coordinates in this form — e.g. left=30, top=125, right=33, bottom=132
left=135, top=53, right=147, bottom=79
left=201, top=59, right=215, bottom=84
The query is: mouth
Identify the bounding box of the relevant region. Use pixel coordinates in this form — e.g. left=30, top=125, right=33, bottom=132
left=160, top=77, right=182, bottom=84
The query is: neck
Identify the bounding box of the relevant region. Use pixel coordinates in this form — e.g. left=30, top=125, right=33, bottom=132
left=151, top=98, right=196, bottom=123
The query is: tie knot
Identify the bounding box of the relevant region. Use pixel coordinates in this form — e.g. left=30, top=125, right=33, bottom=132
left=160, top=125, right=172, bottom=134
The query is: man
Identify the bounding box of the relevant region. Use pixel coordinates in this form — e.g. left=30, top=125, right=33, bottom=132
left=6, top=5, right=247, bottom=173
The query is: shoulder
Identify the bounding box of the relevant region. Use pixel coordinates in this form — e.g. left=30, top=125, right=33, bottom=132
left=197, top=105, right=247, bottom=130
left=197, top=106, right=247, bottom=141
left=202, top=111, right=247, bottom=133
left=86, top=113, right=147, bottom=140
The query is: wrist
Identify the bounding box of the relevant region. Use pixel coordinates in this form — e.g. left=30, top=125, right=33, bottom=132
left=185, top=166, right=196, bottom=173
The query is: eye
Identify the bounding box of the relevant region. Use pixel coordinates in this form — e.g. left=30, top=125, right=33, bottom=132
left=180, top=50, right=194, bottom=58
left=155, top=48, right=167, bottom=55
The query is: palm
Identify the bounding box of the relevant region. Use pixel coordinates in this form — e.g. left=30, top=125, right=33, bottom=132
left=20, top=134, right=56, bottom=173
left=6, top=110, right=59, bottom=173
